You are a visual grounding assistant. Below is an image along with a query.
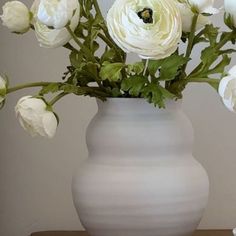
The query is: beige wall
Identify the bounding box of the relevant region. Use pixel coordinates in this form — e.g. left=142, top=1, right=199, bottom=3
left=0, top=0, right=236, bottom=235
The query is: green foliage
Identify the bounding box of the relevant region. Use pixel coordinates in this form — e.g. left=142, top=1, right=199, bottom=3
left=28, top=14, right=236, bottom=108
left=121, top=76, right=148, bottom=96
left=127, top=62, right=145, bottom=75
left=148, top=54, right=189, bottom=80
left=121, top=75, right=176, bottom=108
left=203, top=24, right=219, bottom=46
left=186, top=24, right=235, bottom=91
left=4, top=1, right=236, bottom=109
left=99, top=62, right=125, bottom=81
left=142, top=83, right=176, bottom=108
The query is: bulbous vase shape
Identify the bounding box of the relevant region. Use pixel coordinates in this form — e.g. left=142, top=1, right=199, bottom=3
left=72, top=98, right=209, bottom=236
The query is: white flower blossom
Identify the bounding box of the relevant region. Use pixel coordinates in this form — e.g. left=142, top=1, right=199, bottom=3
left=107, top=0, right=182, bottom=60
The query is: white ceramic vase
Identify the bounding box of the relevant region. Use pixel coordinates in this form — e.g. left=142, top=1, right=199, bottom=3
left=72, top=98, right=209, bottom=236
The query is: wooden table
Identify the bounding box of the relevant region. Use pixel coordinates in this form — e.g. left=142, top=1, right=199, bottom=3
left=31, top=230, right=232, bottom=236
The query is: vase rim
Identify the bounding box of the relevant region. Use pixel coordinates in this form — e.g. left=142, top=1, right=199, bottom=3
left=96, top=98, right=182, bottom=114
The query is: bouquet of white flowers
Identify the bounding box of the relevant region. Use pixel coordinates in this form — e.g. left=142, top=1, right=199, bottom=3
left=1, top=0, right=236, bottom=138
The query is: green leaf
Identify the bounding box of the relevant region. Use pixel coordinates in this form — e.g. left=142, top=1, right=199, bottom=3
left=201, top=47, right=218, bottom=66
left=74, top=24, right=86, bottom=38
left=101, top=47, right=117, bottom=63
left=208, top=54, right=231, bottom=75
left=93, top=14, right=104, bottom=26
left=83, top=62, right=100, bottom=79
left=99, top=62, right=125, bottom=81
left=70, top=51, right=83, bottom=69
left=158, top=86, right=176, bottom=100
left=141, top=83, right=176, bottom=108
left=108, top=88, right=122, bottom=97
left=147, top=60, right=163, bottom=77
left=85, top=0, right=93, bottom=16
left=197, top=47, right=219, bottom=76
left=159, top=54, right=189, bottom=81
left=127, top=62, right=145, bottom=75
left=121, top=76, right=148, bottom=96
left=147, top=54, right=188, bottom=80
left=203, top=24, right=219, bottom=46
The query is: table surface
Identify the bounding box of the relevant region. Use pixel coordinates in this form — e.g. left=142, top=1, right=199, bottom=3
left=31, top=230, right=233, bottom=236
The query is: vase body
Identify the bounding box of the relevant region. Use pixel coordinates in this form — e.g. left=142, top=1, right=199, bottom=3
left=72, top=98, right=209, bottom=236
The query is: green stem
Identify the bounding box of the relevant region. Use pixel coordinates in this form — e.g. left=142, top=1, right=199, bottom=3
left=49, top=92, right=67, bottom=106
left=181, top=14, right=199, bottom=78
left=189, top=31, right=234, bottom=78
left=93, top=0, right=103, bottom=16
left=93, top=0, right=117, bottom=54
left=66, top=26, right=97, bottom=63
left=85, top=87, right=111, bottom=97
left=7, top=82, right=51, bottom=94
left=98, top=33, right=115, bottom=49
left=195, top=28, right=205, bottom=40
left=94, top=75, right=104, bottom=89
left=185, top=14, right=199, bottom=59
left=63, top=43, right=80, bottom=53
left=98, top=29, right=125, bottom=62
left=215, top=32, right=234, bottom=51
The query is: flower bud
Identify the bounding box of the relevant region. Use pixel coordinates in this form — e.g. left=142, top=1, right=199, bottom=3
left=224, top=0, right=236, bottom=28
left=37, top=0, right=79, bottom=29
left=31, top=0, right=80, bottom=48
left=15, top=96, right=58, bottom=138
left=219, top=65, right=236, bottom=113
left=1, top=1, right=31, bottom=33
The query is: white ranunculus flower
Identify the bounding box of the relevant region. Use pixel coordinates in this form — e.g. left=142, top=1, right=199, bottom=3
left=37, top=0, right=78, bottom=29
left=107, top=0, right=182, bottom=60
left=15, top=96, right=58, bottom=138
left=177, top=2, right=210, bottom=32
left=0, top=76, right=6, bottom=104
left=186, top=0, right=219, bottom=14
left=0, top=1, right=31, bottom=33
left=219, top=66, right=236, bottom=113
left=31, top=0, right=80, bottom=48
left=224, top=0, right=236, bottom=27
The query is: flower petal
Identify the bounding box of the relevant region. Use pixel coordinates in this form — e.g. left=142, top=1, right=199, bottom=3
left=228, top=65, right=236, bottom=77
left=42, top=111, right=58, bottom=138
left=218, top=76, right=234, bottom=98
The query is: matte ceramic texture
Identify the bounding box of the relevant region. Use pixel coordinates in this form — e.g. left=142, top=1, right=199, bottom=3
left=72, top=98, right=209, bottom=236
